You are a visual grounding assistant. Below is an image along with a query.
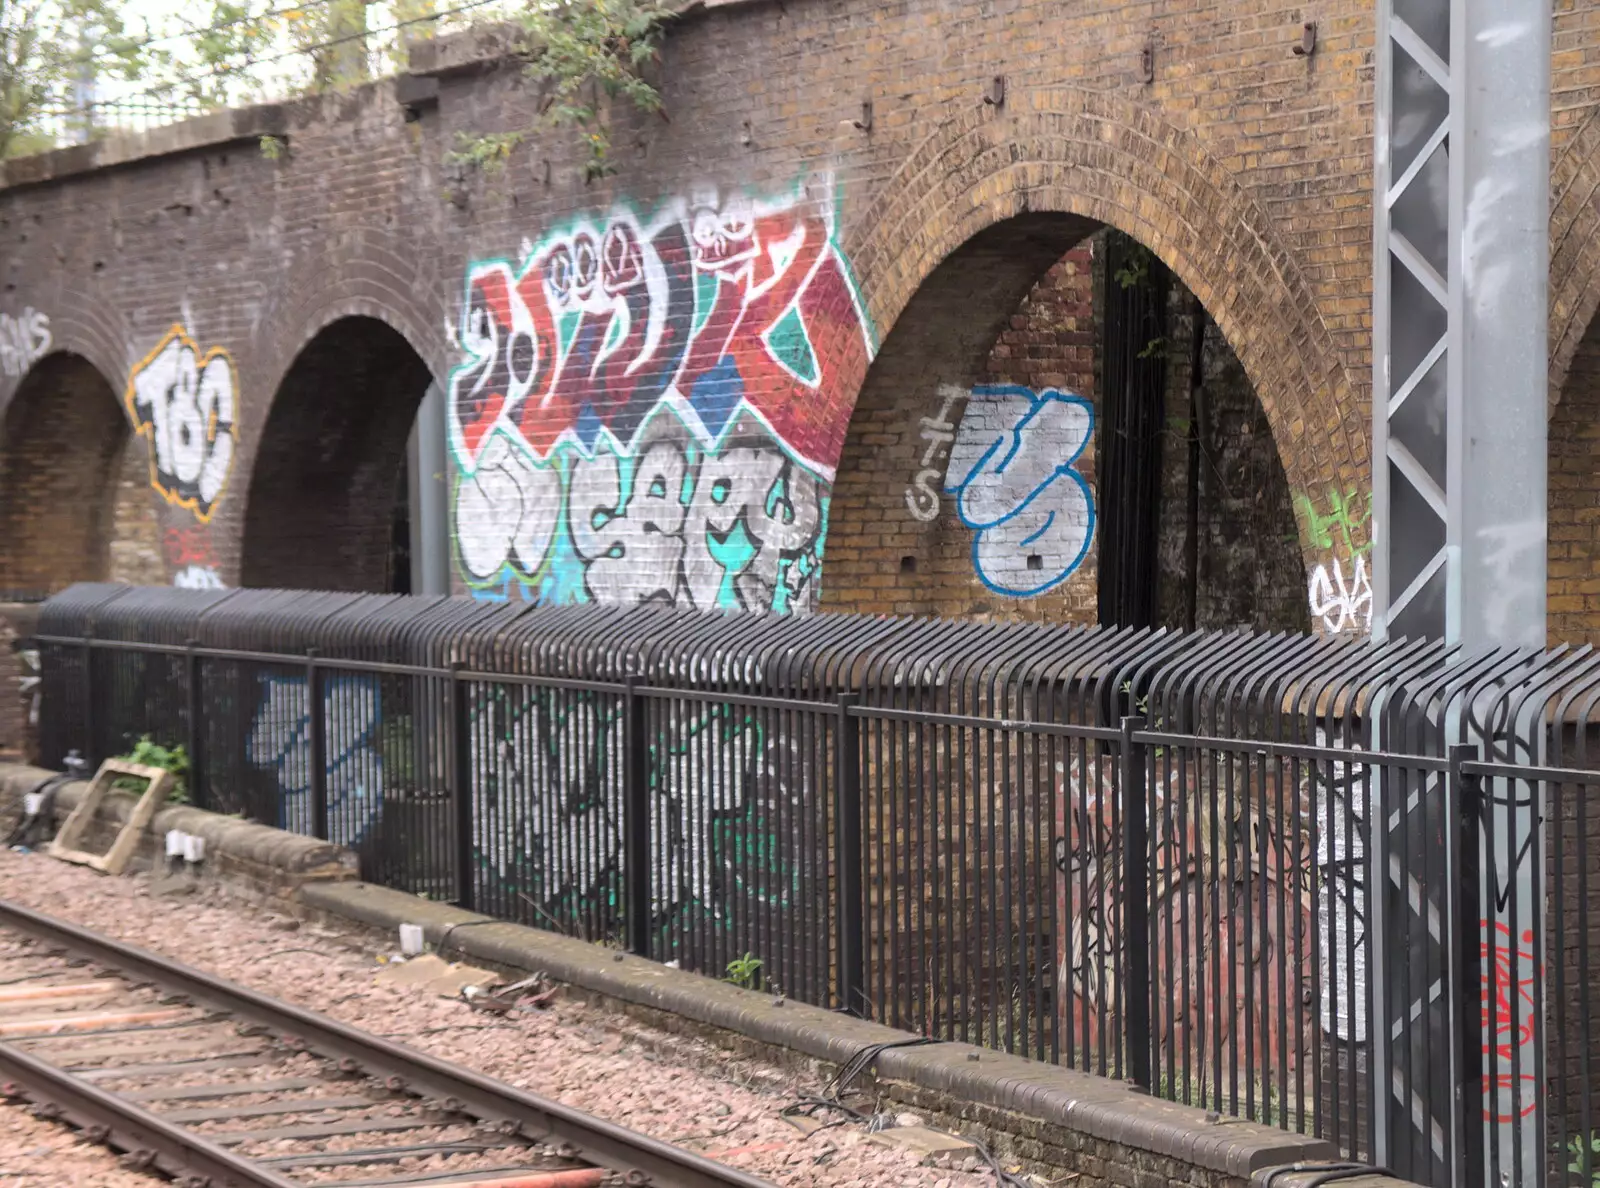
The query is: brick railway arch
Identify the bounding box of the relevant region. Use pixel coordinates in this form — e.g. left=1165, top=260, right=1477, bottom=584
left=0, top=350, right=161, bottom=592
left=1548, top=106, right=1600, bottom=407
left=1543, top=106, right=1600, bottom=644
left=239, top=314, right=435, bottom=592
left=822, top=93, right=1359, bottom=628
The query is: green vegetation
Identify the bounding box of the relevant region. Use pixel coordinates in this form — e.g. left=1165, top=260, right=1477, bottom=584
left=446, top=0, right=672, bottom=185
left=723, top=951, right=763, bottom=991
left=112, top=734, right=190, bottom=804
left=1, top=0, right=146, bottom=158
left=1570, top=1132, right=1600, bottom=1185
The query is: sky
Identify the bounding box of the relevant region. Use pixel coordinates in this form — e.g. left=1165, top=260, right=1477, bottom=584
left=84, top=0, right=502, bottom=116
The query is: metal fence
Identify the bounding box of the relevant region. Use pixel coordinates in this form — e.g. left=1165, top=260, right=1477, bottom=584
left=29, top=583, right=1600, bottom=1188
left=29, top=97, right=210, bottom=149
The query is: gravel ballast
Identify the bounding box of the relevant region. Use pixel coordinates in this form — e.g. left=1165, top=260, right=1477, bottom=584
left=0, top=850, right=1003, bottom=1188
left=0, top=1096, right=168, bottom=1188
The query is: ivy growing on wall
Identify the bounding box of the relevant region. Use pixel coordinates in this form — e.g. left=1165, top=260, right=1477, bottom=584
left=447, top=0, right=673, bottom=185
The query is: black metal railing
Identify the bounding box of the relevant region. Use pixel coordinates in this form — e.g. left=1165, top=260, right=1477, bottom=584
left=29, top=582, right=1600, bottom=1188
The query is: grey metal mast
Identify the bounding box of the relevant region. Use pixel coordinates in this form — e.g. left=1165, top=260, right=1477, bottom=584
left=1372, top=0, right=1550, bottom=650
left=1371, top=1, right=1550, bottom=1183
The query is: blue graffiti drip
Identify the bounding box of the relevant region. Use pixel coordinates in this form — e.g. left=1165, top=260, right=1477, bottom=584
left=573, top=403, right=605, bottom=451
left=688, top=355, right=746, bottom=438
left=245, top=672, right=384, bottom=846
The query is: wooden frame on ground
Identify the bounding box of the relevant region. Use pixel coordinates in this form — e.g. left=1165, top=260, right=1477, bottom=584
left=47, top=760, right=173, bottom=876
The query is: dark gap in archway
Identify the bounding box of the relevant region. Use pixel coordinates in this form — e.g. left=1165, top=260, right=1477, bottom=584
left=1097, top=231, right=1171, bottom=629
left=241, top=317, right=432, bottom=593
left=823, top=216, right=1307, bottom=634
left=389, top=460, right=412, bottom=596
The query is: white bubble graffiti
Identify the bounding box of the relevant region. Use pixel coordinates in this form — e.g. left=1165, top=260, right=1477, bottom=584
left=1308, top=554, right=1372, bottom=634
left=0, top=308, right=50, bottom=379
left=125, top=325, right=238, bottom=521
left=944, top=385, right=1096, bottom=598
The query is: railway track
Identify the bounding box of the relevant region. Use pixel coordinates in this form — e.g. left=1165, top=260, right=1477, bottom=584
left=0, top=899, right=774, bottom=1188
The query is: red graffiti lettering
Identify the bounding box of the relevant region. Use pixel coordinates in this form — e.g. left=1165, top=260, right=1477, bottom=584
left=1481, top=920, right=1540, bottom=1122
left=164, top=526, right=216, bottom=568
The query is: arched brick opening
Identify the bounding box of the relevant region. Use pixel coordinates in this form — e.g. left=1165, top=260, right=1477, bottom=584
left=0, top=352, right=159, bottom=591
left=843, top=94, right=1362, bottom=506
left=1540, top=106, right=1600, bottom=645
left=1550, top=311, right=1600, bottom=645
left=1549, top=107, right=1600, bottom=408
left=240, top=316, right=433, bottom=592
left=821, top=93, right=1359, bottom=632
left=821, top=216, right=1308, bottom=631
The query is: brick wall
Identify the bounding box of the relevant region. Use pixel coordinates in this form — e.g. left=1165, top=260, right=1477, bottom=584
left=0, top=608, right=32, bottom=764
left=1551, top=316, right=1600, bottom=644
left=2, top=0, right=1600, bottom=636
left=0, top=353, right=136, bottom=591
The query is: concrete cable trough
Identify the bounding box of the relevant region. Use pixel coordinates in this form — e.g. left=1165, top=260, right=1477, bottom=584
left=0, top=898, right=773, bottom=1188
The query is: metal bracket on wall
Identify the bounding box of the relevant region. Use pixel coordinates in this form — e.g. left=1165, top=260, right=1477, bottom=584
left=1139, top=40, right=1155, bottom=84
left=1293, top=21, right=1317, bottom=57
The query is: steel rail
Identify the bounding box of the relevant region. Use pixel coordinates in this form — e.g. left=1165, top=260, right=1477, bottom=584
left=0, top=899, right=774, bottom=1188
left=0, top=1037, right=302, bottom=1188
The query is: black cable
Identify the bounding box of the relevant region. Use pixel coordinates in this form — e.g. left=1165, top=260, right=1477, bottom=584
left=434, top=918, right=502, bottom=961
left=1261, top=1163, right=1398, bottom=1187
left=821, top=1036, right=941, bottom=1099
left=1302, top=1171, right=1398, bottom=1188
left=780, top=1036, right=1026, bottom=1188
left=3, top=773, right=74, bottom=849
left=781, top=1037, right=939, bottom=1128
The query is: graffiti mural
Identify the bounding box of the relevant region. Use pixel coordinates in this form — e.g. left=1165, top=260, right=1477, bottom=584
left=1297, top=489, right=1372, bottom=634
left=1056, top=754, right=1319, bottom=1083
left=0, top=307, right=50, bottom=378
left=1480, top=921, right=1540, bottom=1124
left=1308, top=556, right=1372, bottom=634
left=466, top=688, right=812, bottom=936
left=245, top=673, right=383, bottom=845
left=165, top=526, right=226, bottom=589
left=945, top=385, right=1096, bottom=598
left=126, top=325, right=238, bottom=523
left=904, top=385, right=962, bottom=522
left=448, top=177, right=875, bottom=610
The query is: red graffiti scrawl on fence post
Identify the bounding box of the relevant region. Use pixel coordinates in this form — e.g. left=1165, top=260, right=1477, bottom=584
left=1481, top=920, right=1540, bottom=1122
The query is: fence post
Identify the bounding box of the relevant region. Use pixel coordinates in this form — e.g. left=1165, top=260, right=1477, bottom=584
left=80, top=635, right=94, bottom=765
left=835, top=693, right=865, bottom=1016
left=1119, top=715, right=1152, bottom=1091
left=623, top=676, right=651, bottom=957
left=1446, top=743, right=1485, bottom=1188
left=184, top=639, right=204, bottom=811
left=306, top=647, right=327, bottom=840
left=448, top=662, right=474, bottom=911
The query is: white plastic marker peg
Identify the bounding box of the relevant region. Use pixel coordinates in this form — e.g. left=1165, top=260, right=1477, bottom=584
left=399, top=923, right=425, bottom=957
left=21, top=793, right=42, bottom=817
left=166, top=830, right=186, bottom=858
left=181, top=834, right=206, bottom=864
